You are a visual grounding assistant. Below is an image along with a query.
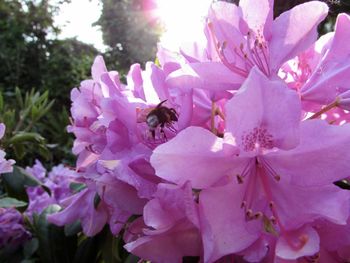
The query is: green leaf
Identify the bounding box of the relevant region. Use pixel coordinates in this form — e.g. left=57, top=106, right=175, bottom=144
left=0, top=197, right=27, bottom=208
left=13, top=143, right=25, bottom=160
left=73, top=236, right=100, bottom=263
left=23, top=238, right=39, bottom=259
left=124, top=254, right=140, bottom=263
left=33, top=205, right=77, bottom=263
left=69, top=182, right=86, bottom=193
left=8, top=132, right=45, bottom=145
left=101, top=232, right=121, bottom=263
left=1, top=166, right=42, bottom=201
left=64, top=221, right=82, bottom=237
left=0, top=92, right=3, bottom=112
left=15, top=87, right=23, bottom=108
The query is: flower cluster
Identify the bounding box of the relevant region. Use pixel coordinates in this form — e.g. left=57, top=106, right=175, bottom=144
left=48, top=0, right=350, bottom=262
left=0, top=208, right=31, bottom=251
left=0, top=123, right=15, bottom=174
left=25, top=160, right=78, bottom=218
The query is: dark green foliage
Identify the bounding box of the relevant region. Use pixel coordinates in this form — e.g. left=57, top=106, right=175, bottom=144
left=32, top=205, right=78, bottom=263
left=0, top=0, right=97, bottom=97
left=0, top=0, right=99, bottom=167
left=1, top=165, right=49, bottom=202
left=0, top=89, right=56, bottom=166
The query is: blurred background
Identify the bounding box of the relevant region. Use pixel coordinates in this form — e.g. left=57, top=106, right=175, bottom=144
left=0, top=0, right=349, bottom=168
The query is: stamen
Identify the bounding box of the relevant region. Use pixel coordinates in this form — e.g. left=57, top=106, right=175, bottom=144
left=211, top=101, right=217, bottom=135
left=308, top=98, right=340, bottom=120
left=236, top=174, right=244, bottom=184
left=254, top=212, right=263, bottom=219
left=260, top=158, right=281, bottom=181
left=215, top=107, right=225, bottom=121
left=270, top=216, right=277, bottom=224
left=246, top=209, right=254, bottom=220
left=207, top=22, right=249, bottom=77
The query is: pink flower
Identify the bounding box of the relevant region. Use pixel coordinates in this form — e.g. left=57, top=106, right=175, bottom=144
left=299, top=14, right=350, bottom=110
left=0, top=123, right=15, bottom=174
left=166, top=0, right=328, bottom=91
left=151, top=68, right=350, bottom=261
left=124, top=182, right=202, bottom=262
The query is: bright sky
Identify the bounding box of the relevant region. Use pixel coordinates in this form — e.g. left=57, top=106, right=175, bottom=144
left=53, top=0, right=106, bottom=51
left=156, top=0, right=212, bottom=51
left=54, top=0, right=213, bottom=53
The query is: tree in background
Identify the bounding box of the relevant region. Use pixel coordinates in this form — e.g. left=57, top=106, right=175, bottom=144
left=96, top=0, right=161, bottom=73
left=0, top=0, right=99, bottom=166
left=0, top=0, right=98, bottom=102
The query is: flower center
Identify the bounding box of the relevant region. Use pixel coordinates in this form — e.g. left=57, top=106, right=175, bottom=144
left=208, top=22, right=271, bottom=77
left=241, top=127, right=274, bottom=152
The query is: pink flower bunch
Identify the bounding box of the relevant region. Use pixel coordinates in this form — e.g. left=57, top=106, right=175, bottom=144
left=0, top=208, right=31, bottom=251
left=24, top=160, right=78, bottom=218
left=0, top=123, right=15, bottom=174
left=49, top=0, right=350, bottom=262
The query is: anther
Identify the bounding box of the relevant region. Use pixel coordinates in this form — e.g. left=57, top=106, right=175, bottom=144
left=236, top=175, right=244, bottom=184
left=241, top=201, right=247, bottom=209
left=270, top=216, right=277, bottom=224
left=246, top=209, right=253, bottom=219
left=254, top=212, right=263, bottom=219
left=269, top=201, right=275, bottom=209
left=274, top=174, right=281, bottom=181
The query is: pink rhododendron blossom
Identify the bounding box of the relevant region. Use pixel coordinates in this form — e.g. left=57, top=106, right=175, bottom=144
left=0, top=208, right=31, bottom=251
left=45, top=0, right=350, bottom=260
left=300, top=14, right=350, bottom=109
left=166, top=0, right=328, bottom=91
left=151, top=68, right=350, bottom=261
left=282, top=13, right=350, bottom=124
left=124, top=182, right=202, bottom=263
left=25, top=160, right=77, bottom=218
left=0, top=123, right=15, bottom=174
left=50, top=55, right=195, bottom=236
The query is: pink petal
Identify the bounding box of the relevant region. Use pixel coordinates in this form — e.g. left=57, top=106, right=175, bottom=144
left=270, top=180, right=349, bottom=229
left=199, top=183, right=261, bottom=262
left=127, top=63, right=145, bottom=100
left=226, top=67, right=301, bottom=151
left=207, top=1, right=246, bottom=61
left=142, top=62, right=169, bottom=104
left=0, top=123, right=5, bottom=139
left=150, top=126, right=239, bottom=189
left=124, top=221, right=201, bottom=263
left=239, top=0, right=273, bottom=38
left=269, top=1, right=329, bottom=73
left=276, top=226, right=320, bottom=260
left=266, top=119, right=350, bottom=186
left=166, top=62, right=245, bottom=91
left=48, top=188, right=108, bottom=236
left=91, top=55, right=108, bottom=82
left=96, top=174, right=146, bottom=215
left=301, top=14, right=350, bottom=105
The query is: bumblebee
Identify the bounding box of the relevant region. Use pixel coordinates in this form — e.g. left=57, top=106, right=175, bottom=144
left=145, top=100, right=178, bottom=139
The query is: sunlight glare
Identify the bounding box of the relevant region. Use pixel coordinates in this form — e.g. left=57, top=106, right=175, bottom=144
left=155, top=0, right=213, bottom=51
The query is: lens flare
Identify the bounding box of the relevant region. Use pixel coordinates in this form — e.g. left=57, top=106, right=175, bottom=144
left=152, top=0, right=213, bottom=51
